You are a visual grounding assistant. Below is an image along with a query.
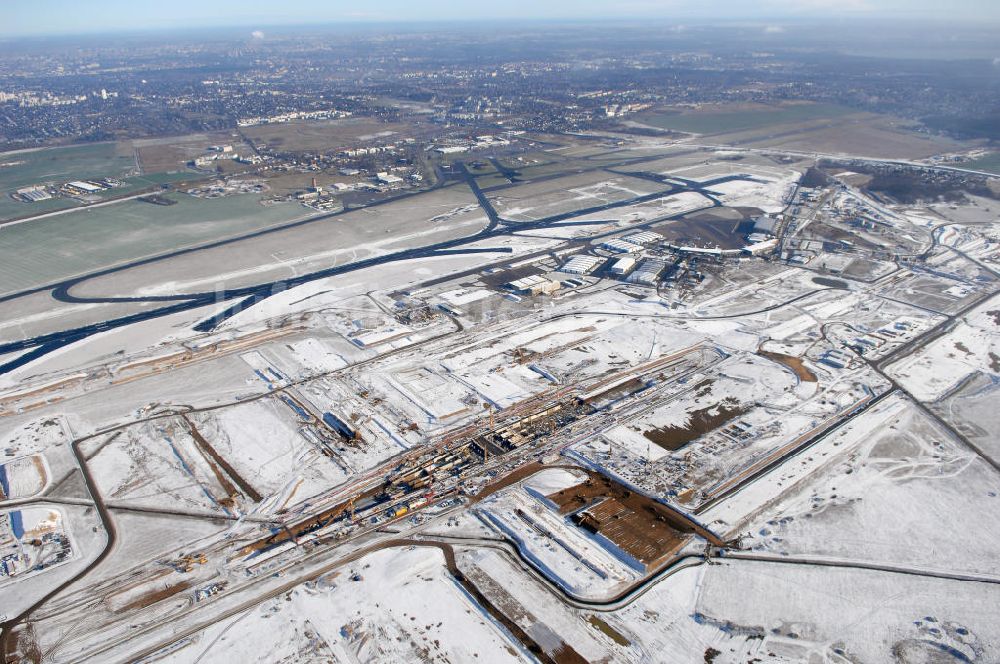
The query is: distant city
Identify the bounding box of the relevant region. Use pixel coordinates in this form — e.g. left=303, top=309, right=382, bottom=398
left=1, top=24, right=999, bottom=150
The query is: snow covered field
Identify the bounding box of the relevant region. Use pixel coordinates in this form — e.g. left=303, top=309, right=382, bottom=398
left=682, top=559, right=1000, bottom=663
left=191, top=398, right=349, bottom=508
left=0, top=454, right=47, bottom=501
left=887, top=296, right=1000, bottom=401
left=730, top=397, right=1000, bottom=575
left=1, top=142, right=998, bottom=664
left=160, top=546, right=534, bottom=664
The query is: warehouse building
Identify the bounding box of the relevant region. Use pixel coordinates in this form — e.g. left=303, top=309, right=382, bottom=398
left=561, top=255, right=602, bottom=274
left=600, top=238, right=644, bottom=253
left=621, top=231, right=662, bottom=245
left=610, top=256, right=637, bottom=276
left=627, top=258, right=668, bottom=285
left=506, top=274, right=562, bottom=295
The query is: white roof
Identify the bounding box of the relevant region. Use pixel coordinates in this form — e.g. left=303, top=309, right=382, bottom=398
left=67, top=180, right=102, bottom=192
left=622, top=231, right=661, bottom=245
left=745, top=239, right=778, bottom=254
left=627, top=258, right=667, bottom=283
left=612, top=256, right=636, bottom=269
left=562, top=255, right=601, bottom=274
left=600, top=239, right=643, bottom=253
left=754, top=216, right=778, bottom=233
left=508, top=274, right=549, bottom=289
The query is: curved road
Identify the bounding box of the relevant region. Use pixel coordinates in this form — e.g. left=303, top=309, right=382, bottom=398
left=0, top=164, right=750, bottom=375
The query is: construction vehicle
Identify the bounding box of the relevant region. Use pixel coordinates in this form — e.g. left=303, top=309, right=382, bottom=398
left=173, top=552, right=208, bottom=573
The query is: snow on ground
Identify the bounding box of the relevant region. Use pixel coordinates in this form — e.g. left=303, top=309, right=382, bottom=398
left=384, top=366, right=477, bottom=422
left=160, top=546, right=533, bottom=664
left=512, top=222, right=618, bottom=240
left=458, top=547, right=622, bottom=662
left=0, top=416, right=87, bottom=508
left=887, top=297, right=1000, bottom=400
left=439, top=287, right=494, bottom=306
left=0, top=454, right=47, bottom=500
left=0, top=299, right=240, bottom=390
left=691, top=559, right=1000, bottom=663
left=129, top=213, right=489, bottom=299
left=700, top=393, right=910, bottom=536
left=217, top=250, right=531, bottom=331
left=491, top=174, right=660, bottom=222
left=191, top=398, right=349, bottom=507
left=691, top=268, right=824, bottom=318
left=84, top=510, right=229, bottom=586
left=567, top=556, right=1000, bottom=663
left=0, top=416, right=70, bottom=462
left=477, top=477, right=640, bottom=600
left=452, top=369, right=536, bottom=409
left=932, top=371, right=1000, bottom=463
left=573, top=351, right=891, bottom=511
left=680, top=319, right=761, bottom=352
left=521, top=467, right=587, bottom=496
left=708, top=176, right=797, bottom=214
left=741, top=398, right=1000, bottom=577
left=82, top=418, right=238, bottom=516
left=552, top=191, right=712, bottom=227
left=0, top=501, right=105, bottom=618
left=437, top=310, right=706, bottom=409
left=666, top=162, right=796, bottom=182
left=417, top=507, right=503, bottom=540
left=282, top=337, right=349, bottom=375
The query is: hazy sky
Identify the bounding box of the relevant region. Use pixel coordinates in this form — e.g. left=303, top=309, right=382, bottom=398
left=4, top=0, right=1000, bottom=37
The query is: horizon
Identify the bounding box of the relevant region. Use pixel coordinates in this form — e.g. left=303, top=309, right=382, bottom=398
left=4, top=0, right=1000, bottom=38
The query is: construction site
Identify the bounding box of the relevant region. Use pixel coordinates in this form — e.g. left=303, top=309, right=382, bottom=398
left=1, top=130, right=998, bottom=664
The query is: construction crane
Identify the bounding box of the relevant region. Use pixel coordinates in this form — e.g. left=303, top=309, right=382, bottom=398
left=482, top=402, right=494, bottom=429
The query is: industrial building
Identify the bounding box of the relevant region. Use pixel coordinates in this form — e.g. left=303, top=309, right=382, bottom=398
left=743, top=239, right=778, bottom=256
left=506, top=274, right=562, bottom=295
left=627, top=258, right=668, bottom=285
left=561, top=255, right=602, bottom=274
left=621, top=231, right=662, bottom=246
left=14, top=186, right=51, bottom=202
left=610, top=256, right=637, bottom=276
left=65, top=180, right=103, bottom=193
left=376, top=172, right=404, bottom=185
left=753, top=215, right=779, bottom=234
left=600, top=239, right=644, bottom=253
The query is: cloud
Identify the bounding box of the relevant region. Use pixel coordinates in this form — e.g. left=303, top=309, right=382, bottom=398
left=251, top=29, right=265, bottom=39
left=764, top=25, right=786, bottom=33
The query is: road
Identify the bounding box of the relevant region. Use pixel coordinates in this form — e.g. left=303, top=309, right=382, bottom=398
left=0, top=162, right=754, bottom=375
left=720, top=551, right=1000, bottom=586
left=2, top=143, right=998, bottom=661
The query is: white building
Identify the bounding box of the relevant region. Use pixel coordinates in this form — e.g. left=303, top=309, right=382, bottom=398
left=622, top=231, right=661, bottom=245
left=376, top=172, right=404, bottom=185
left=561, top=255, right=602, bottom=274
left=610, top=256, right=637, bottom=276
left=627, top=258, right=667, bottom=285
left=600, top=239, right=644, bottom=253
